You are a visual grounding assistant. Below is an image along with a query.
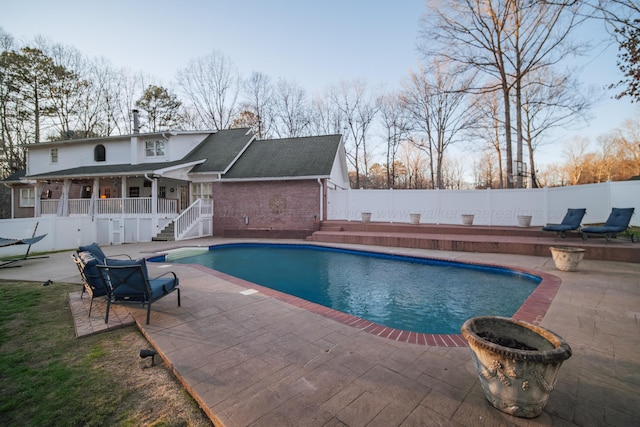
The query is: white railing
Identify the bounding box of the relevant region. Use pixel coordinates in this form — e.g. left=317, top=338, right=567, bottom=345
left=158, top=198, right=178, bottom=214
left=41, top=197, right=179, bottom=216
left=69, top=199, right=91, bottom=215
left=40, top=200, right=59, bottom=215
left=174, top=198, right=214, bottom=240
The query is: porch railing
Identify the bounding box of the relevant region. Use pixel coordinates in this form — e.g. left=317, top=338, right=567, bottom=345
left=40, top=200, right=59, bottom=215
left=41, top=197, right=178, bottom=216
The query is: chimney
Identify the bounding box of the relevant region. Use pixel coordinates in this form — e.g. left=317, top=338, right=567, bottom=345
left=132, top=109, right=140, bottom=134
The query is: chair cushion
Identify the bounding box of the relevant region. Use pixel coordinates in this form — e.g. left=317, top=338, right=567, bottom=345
left=604, top=208, right=634, bottom=228
left=149, top=277, right=179, bottom=300
left=104, top=258, right=149, bottom=301
left=78, top=243, right=106, bottom=262
left=77, top=251, right=109, bottom=297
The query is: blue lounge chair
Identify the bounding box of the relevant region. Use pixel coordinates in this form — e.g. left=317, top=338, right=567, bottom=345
left=542, top=208, right=586, bottom=238
left=97, top=258, right=180, bottom=324
left=581, top=208, right=637, bottom=242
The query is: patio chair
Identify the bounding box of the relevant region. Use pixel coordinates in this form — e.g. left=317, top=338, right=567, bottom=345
left=78, top=242, right=131, bottom=264
left=581, top=207, right=637, bottom=242
left=73, top=243, right=132, bottom=314
left=71, top=251, right=110, bottom=318
left=97, top=258, right=180, bottom=324
left=542, top=208, right=586, bottom=238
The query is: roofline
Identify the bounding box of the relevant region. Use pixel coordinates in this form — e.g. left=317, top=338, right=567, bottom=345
left=217, top=175, right=331, bottom=182
left=221, top=133, right=257, bottom=174
left=21, top=130, right=218, bottom=148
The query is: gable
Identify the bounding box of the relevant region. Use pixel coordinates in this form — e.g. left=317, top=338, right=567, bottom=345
left=186, top=128, right=254, bottom=174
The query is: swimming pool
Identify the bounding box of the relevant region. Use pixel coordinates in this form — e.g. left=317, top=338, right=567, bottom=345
left=157, top=243, right=541, bottom=335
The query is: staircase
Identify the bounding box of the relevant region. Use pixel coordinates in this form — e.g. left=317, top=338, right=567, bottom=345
left=152, top=222, right=175, bottom=241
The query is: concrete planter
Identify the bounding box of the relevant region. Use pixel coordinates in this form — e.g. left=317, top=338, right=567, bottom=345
left=461, top=214, right=474, bottom=226
left=517, top=215, right=532, bottom=227
left=461, top=316, right=572, bottom=418
left=409, top=213, right=421, bottom=224
left=550, top=246, right=586, bottom=272
left=361, top=212, right=371, bottom=223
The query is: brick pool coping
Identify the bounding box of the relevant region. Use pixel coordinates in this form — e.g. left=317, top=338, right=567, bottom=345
left=175, top=247, right=562, bottom=348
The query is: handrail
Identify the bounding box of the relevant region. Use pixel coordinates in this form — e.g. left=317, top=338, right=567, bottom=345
left=174, top=198, right=213, bottom=240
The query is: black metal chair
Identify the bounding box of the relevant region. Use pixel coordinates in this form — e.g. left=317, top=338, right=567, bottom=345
left=97, top=259, right=180, bottom=324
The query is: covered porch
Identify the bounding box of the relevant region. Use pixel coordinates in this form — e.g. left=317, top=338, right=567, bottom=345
left=35, top=175, right=189, bottom=218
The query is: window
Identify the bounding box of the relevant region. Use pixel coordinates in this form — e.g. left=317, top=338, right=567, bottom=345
left=94, top=144, right=106, bottom=162
left=20, top=188, right=35, bottom=207
left=50, top=148, right=58, bottom=163
left=159, top=186, right=166, bottom=198
left=145, top=140, right=165, bottom=157
left=129, top=187, right=140, bottom=198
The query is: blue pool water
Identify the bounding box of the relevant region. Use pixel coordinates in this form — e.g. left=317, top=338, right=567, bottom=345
left=161, top=243, right=540, bottom=334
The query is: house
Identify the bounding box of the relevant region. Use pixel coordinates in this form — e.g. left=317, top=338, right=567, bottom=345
left=2, top=120, right=350, bottom=244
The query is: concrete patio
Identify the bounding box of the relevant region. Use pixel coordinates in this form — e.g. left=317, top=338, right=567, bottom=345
left=1, top=236, right=639, bottom=426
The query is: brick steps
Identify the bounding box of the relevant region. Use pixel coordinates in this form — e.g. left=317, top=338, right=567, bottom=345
left=307, top=221, right=640, bottom=263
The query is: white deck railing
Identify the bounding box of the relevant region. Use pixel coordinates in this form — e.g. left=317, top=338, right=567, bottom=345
left=40, top=197, right=178, bottom=216
left=174, top=198, right=213, bottom=240
left=40, top=200, right=59, bottom=215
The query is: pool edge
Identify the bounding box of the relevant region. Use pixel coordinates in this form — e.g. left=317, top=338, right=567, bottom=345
left=157, top=245, right=561, bottom=348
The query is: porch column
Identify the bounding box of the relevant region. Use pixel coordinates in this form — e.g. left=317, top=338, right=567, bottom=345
left=61, top=179, right=71, bottom=216
left=151, top=178, right=158, bottom=215
left=92, top=178, right=99, bottom=215
left=34, top=181, right=43, bottom=217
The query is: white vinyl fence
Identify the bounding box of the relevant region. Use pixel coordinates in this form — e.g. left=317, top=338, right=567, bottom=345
left=327, top=181, right=640, bottom=227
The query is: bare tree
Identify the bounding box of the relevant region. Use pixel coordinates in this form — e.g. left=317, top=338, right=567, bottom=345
left=520, top=69, right=595, bottom=187
left=403, top=59, right=475, bottom=189
left=242, top=71, right=274, bottom=138
left=422, top=0, right=587, bottom=188
left=562, top=136, right=591, bottom=185
left=329, top=80, right=379, bottom=188
left=378, top=91, right=412, bottom=188
left=467, top=84, right=506, bottom=188
left=309, top=93, right=344, bottom=136
left=273, top=78, right=310, bottom=138
left=177, top=50, right=241, bottom=130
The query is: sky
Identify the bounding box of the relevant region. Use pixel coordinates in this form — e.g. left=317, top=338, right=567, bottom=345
left=2, top=0, right=638, bottom=170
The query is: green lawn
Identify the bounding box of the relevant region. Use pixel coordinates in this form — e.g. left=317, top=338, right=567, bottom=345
left=0, top=280, right=211, bottom=426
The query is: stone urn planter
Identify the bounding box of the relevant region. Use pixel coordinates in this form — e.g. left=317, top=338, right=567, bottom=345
left=549, top=246, right=586, bottom=272
left=461, top=316, right=572, bottom=418
left=409, top=213, right=421, bottom=224
left=361, top=212, right=371, bottom=223
left=517, top=215, right=532, bottom=227
left=461, top=214, right=474, bottom=226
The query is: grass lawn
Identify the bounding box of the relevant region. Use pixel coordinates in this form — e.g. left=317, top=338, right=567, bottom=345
left=0, top=280, right=212, bottom=426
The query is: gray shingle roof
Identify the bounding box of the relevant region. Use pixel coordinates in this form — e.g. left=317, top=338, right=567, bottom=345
left=19, top=129, right=343, bottom=181
left=186, top=128, right=253, bottom=173
left=221, top=134, right=343, bottom=179
left=24, top=161, right=187, bottom=179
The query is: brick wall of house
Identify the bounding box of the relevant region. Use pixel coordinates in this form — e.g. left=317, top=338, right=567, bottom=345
left=212, top=180, right=323, bottom=238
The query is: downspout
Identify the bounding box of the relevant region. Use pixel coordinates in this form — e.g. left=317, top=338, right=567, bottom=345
left=317, top=178, right=324, bottom=222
